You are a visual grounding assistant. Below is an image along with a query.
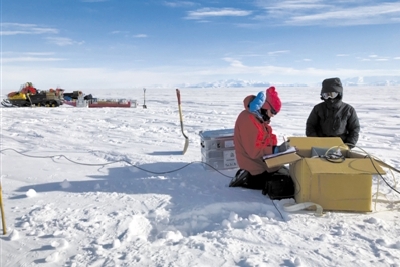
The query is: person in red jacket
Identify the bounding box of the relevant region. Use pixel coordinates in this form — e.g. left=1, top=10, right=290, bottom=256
left=21, top=82, right=37, bottom=94
left=230, top=86, right=288, bottom=189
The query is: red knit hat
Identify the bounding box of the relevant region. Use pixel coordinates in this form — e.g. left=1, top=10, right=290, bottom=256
left=262, top=86, right=281, bottom=113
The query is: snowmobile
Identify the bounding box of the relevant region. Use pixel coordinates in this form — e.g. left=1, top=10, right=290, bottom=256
left=1, top=82, right=65, bottom=107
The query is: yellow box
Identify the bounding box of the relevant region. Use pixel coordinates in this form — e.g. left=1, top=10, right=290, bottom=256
left=288, top=137, right=385, bottom=212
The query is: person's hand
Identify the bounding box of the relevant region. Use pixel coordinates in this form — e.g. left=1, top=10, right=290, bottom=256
left=274, top=141, right=290, bottom=153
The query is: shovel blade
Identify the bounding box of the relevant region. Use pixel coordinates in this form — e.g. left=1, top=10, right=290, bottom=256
left=182, top=137, right=189, bottom=155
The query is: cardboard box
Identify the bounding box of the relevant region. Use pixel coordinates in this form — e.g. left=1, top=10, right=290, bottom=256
left=263, top=149, right=301, bottom=169
left=287, top=137, right=385, bottom=212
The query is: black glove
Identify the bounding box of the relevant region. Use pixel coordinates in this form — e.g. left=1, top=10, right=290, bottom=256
left=345, top=142, right=355, bottom=149
left=274, top=141, right=290, bottom=153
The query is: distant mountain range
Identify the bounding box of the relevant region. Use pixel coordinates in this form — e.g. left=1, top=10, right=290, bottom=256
left=177, top=76, right=400, bottom=88
left=177, top=80, right=306, bottom=88
left=341, top=76, right=400, bottom=86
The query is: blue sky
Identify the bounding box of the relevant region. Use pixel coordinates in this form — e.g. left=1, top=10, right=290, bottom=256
left=1, top=0, right=400, bottom=89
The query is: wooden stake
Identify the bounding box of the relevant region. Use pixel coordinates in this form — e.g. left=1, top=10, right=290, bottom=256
left=0, top=182, right=6, bottom=235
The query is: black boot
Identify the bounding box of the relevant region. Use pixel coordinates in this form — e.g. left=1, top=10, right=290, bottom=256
left=229, top=169, right=249, bottom=187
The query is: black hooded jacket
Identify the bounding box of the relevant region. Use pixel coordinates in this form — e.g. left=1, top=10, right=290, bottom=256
left=306, top=78, right=360, bottom=148
left=306, top=100, right=360, bottom=147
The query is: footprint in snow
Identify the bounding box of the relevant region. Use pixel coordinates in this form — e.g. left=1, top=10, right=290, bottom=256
left=45, top=251, right=59, bottom=263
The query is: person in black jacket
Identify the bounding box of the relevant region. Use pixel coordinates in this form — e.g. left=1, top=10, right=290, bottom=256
left=306, top=77, right=360, bottom=148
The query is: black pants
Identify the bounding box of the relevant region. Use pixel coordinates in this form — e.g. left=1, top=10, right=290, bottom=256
left=243, top=167, right=290, bottom=190
left=244, top=171, right=275, bottom=189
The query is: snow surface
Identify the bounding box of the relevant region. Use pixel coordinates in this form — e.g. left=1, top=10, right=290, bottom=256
left=1, top=86, right=400, bottom=267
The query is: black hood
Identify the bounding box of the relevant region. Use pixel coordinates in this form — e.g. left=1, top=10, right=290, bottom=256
left=321, top=77, right=343, bottom=94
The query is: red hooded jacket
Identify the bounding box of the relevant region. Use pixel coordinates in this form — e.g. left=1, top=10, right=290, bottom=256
left=234, top=95, right=279, bottom=175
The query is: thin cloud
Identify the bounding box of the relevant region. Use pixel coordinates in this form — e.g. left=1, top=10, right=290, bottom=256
left=254, top=1, right=400, bottom=26
left=222, top=57, right=246, bottom=67
left=133, top=34, right=148, bottom=38
left=253, top=0, right=330, bottom=21
left=46, top=37, right=85, bottom=46
left=111, top=30, right=129, bottom=34
left=257, top=0, right=329, bottom=11
left=164, top=1, right=197, bottom=8
left=0, top=23, right=58, bottom=35
left=286, top=2, right=400, bottom=26
left=366, top=54, right=391, bottom=61
left=26, top=52, right=55, bottom=56
left=2, top=57, right=66, bottom=63
left=186, top=8, right=252, bottom=20
left=214, top=57, right=393, bottom=79
left=237, top=53, right=265, bottom=58
left=81, top=0, right=108, bottom=2
left=268, top=50, right=289, bottom=56
left=394, top=57, right=400, bottom=60
left=1, top=51, right=55, bottom=57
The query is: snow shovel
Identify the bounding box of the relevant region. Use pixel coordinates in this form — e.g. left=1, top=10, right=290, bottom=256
left=0, top=182, right=6, bottom=235
left=143, top=88, right=147, bottom=109
left=176, top=89, right=189, bottom=155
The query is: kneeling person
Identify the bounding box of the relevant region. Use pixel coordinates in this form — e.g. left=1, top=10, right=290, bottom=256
left=231, top=86, right=288, bottom=189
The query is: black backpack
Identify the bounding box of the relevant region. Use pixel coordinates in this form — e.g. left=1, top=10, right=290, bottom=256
left=262, top=167, right=295, bottom=200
